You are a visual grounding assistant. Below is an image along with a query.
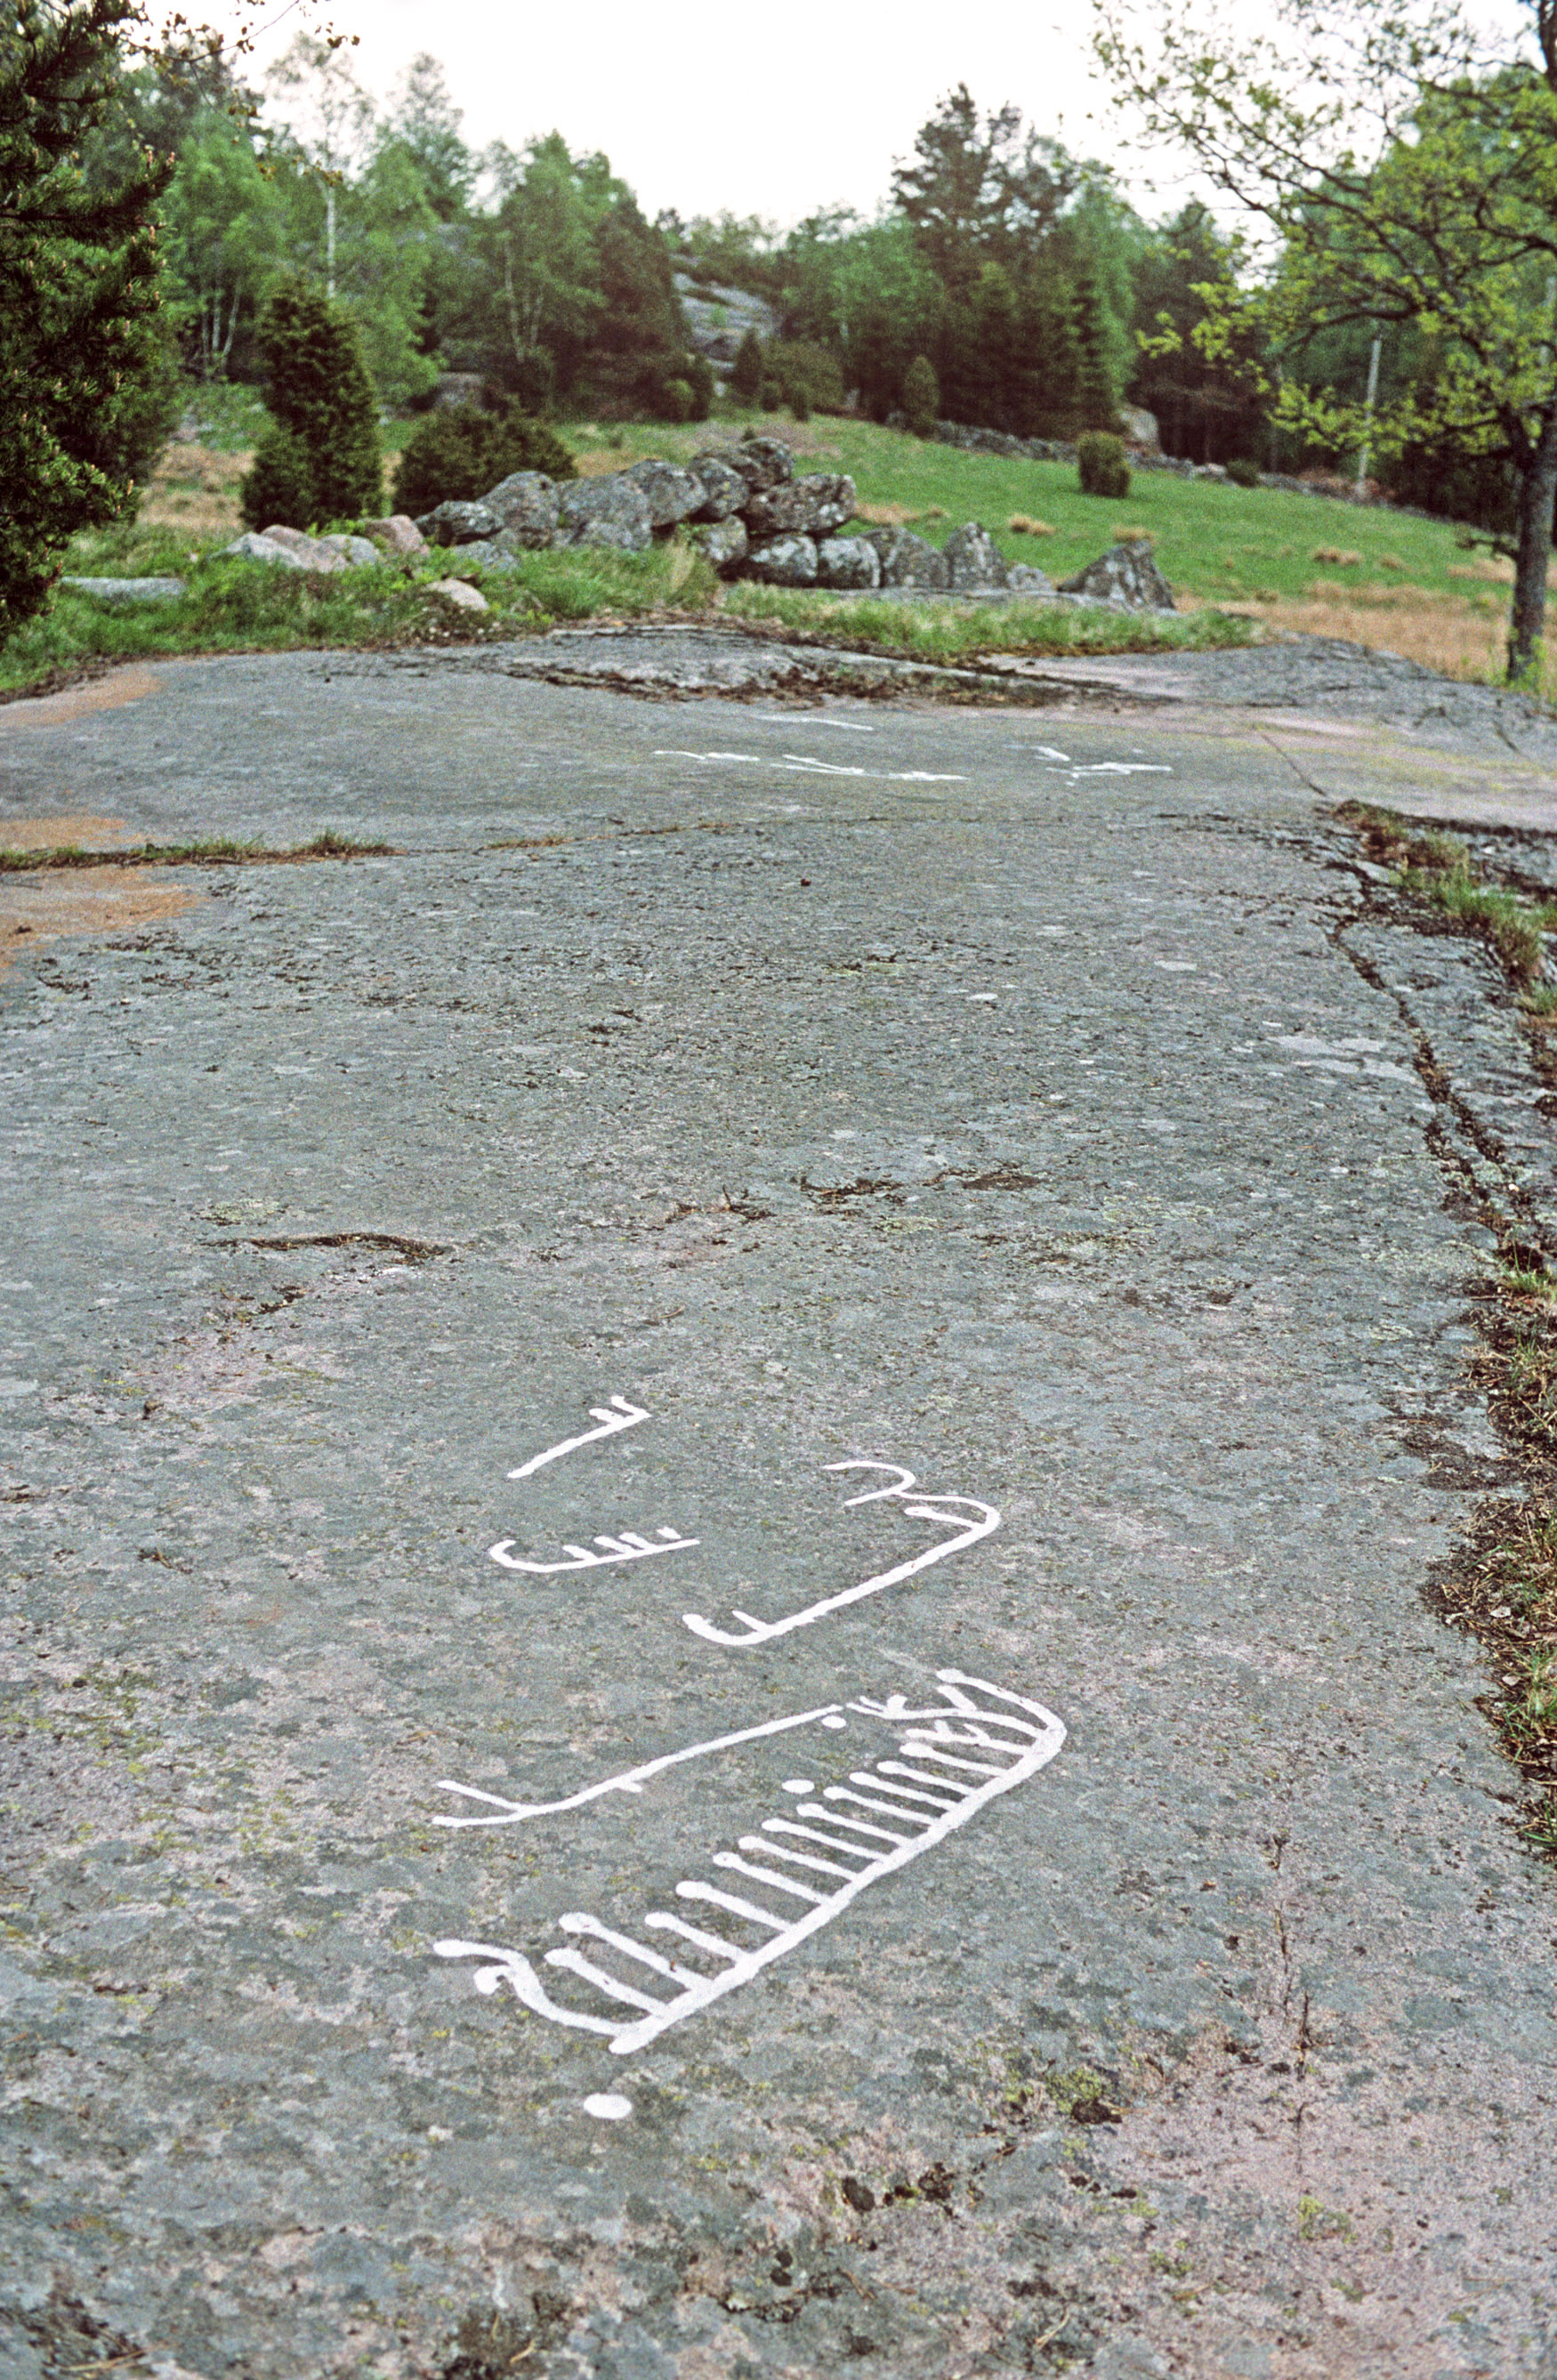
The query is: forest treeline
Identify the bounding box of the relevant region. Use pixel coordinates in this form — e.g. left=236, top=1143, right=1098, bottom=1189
left=77, top=34, right=1524, bottom=525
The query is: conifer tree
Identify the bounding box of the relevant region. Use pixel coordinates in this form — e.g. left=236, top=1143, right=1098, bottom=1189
left=1072, top=264, right=1117, bottom=432
left=902, top=353, right=940, bottom=437
left=730, top=326, right=764, bottom=404
left=0, top=0, right=173, bottom=638
left=242, top=275, right=383, bottom=527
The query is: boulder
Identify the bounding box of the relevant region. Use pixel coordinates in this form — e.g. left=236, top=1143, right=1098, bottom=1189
left=1057, top=538, right=1176, bottom=611
left=314, top=533, right=381, bottom=569
left=480, top=472, right=560, bottom=547
left=687, top=455, right=748, bottom=521
left=744, top=472, right=857, bottom=541
left=816, top=537, right=881, bottom=590
left=1119, top=404, right=1163, bottom=455
left=426, top=577, right=489, bottom=612
left=720, top=437, right=795, bottom=496
left=222, top=530, right=312, bottom=571
left=865, top=529, right=948, bottom=590
left=60, top=575, right=185, bottom=605
left=359, top=514, right=429, bottom=560
left=553, top=474, right=654, bottom=551
left=745, top=534, right=818, bottom=586
left=690, top=517, right=749, bottom=571
left=416, top=499, right=502, bottom=547
left=1006, top=562, right=1057, bottom=598
left=942, top=522, right=1009, bottom=588
left=622, top=457, right=704, bottom=529
left=453, top=540, right=520, bottom=572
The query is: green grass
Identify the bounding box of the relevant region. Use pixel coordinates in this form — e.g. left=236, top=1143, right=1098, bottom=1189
left=18, top=398, right=1529, bottom=703
left=565, top=409, right=1518, bottom=612
left=0, top=525, right=1252, bottom=703
left=1339, top=799, right=1557, bottom=985
left=720, top=581, right=1254, bottom=661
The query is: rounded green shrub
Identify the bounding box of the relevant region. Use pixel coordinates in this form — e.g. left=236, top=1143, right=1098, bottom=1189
left=1224, top=456, right=1262, bottom=488
left=391, top=399, right=577, bottom=517
left=759, top=377, right=782, bottom=412
left=902, top=354, right=940, bottom=440
left=659, top=377, right=694, bottom=424
left=250, top=277, right=383, bottom=525
left=240, top=422, right=317, bottom=531
left=1077, top=431, right=1131, bottom=499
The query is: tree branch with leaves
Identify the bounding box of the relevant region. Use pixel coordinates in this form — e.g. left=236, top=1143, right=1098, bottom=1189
left=1094, top=0, right=1557, bottom=682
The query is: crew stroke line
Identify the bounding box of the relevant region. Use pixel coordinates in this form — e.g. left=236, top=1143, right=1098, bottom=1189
left=507, top=1396, right=649, bottom=1480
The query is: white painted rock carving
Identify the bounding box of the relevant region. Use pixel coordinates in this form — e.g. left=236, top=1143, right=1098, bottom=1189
left=435, top=1673, right=1065, bottom=2053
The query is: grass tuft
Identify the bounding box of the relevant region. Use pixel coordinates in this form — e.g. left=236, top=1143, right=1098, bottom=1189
left=1339, top=799, right=1557, bottom=987
left=0, top=831, right=393, bottom=869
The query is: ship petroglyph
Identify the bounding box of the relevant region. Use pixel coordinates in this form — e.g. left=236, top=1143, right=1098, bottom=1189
left=434, top=1673, right=1064, bottom=2055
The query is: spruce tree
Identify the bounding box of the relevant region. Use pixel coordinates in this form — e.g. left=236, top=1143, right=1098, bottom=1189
left=730, top=327, right=764, bottom=405
left=1072, top=265, right=1117, bottom=432
left=902, top=354, right=940, bottom=438
left=1023, top=275, right=1080, bottom=437
left=242, top=277, right=383, bottom=528
left=0, top=0, right=173, bottom=640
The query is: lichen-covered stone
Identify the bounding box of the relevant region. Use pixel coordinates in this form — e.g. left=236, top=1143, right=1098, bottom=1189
left=554, top=476, right=654, bottom=552
left=690, top=517, right=749, bottom=572
left=816, top=537, right=881, bottom=590
left=744, top=473, right=857, bottom=542
left=223, top=528, right=334, bottom=571
left=480, top=472, right=560, bottom=548
left=1058, top=538, right=1176, bottom=611
left=416, top=500, right=503, bottom=548
left=623, top=459, right=704, bottom=529
left=942, top=522, right=1009, bottom=588
left=60, top=575, right=186, bottom=604
left=866, top=529, right=948, bottom=590
left=314, top=534, right=382, bottom=569
left=1006, top=562, right=1057, bottom=598
left=687, top=456, right=748, bottom=521
left=745, top=534, right=818, bottom=585
left=721, top=437, right=795, bottom=496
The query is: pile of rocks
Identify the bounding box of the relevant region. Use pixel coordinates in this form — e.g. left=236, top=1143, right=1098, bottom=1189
left=223, top=517, right=428, bottom=572
left=409, top=436, right=1069, bottom=597
left=215, top=440, right=1176, bottom=614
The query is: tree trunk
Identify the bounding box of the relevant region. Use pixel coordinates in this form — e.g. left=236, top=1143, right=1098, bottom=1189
left=1508, top=401, right=1557, bottom=682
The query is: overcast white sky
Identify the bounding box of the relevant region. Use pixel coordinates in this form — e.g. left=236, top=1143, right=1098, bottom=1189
left=238, top=0, right=1181, bottom=227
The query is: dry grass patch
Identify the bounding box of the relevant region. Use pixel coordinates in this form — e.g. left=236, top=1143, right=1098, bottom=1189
left=1311, top=545, right=1362, bottom=565
left=1006, top=513, right=1057, bottom=537
left=1206, top=582, right=1555, bottom=693
left=138, top=442, right=248, bottom=539
left=855, top=500, right=917, bottom=527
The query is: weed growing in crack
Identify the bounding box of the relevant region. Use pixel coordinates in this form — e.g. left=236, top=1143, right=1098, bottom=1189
left=1338, top=799, right=1557, bottom=986
left=1336, top=798, right=1557, bottom=1851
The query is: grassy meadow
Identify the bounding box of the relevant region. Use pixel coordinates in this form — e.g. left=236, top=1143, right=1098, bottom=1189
left=6, top=400, right=1551, bottom=702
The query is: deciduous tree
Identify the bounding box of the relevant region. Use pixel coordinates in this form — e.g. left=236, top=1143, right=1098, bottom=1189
left=1095, top=0, right=1557, bottom=678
